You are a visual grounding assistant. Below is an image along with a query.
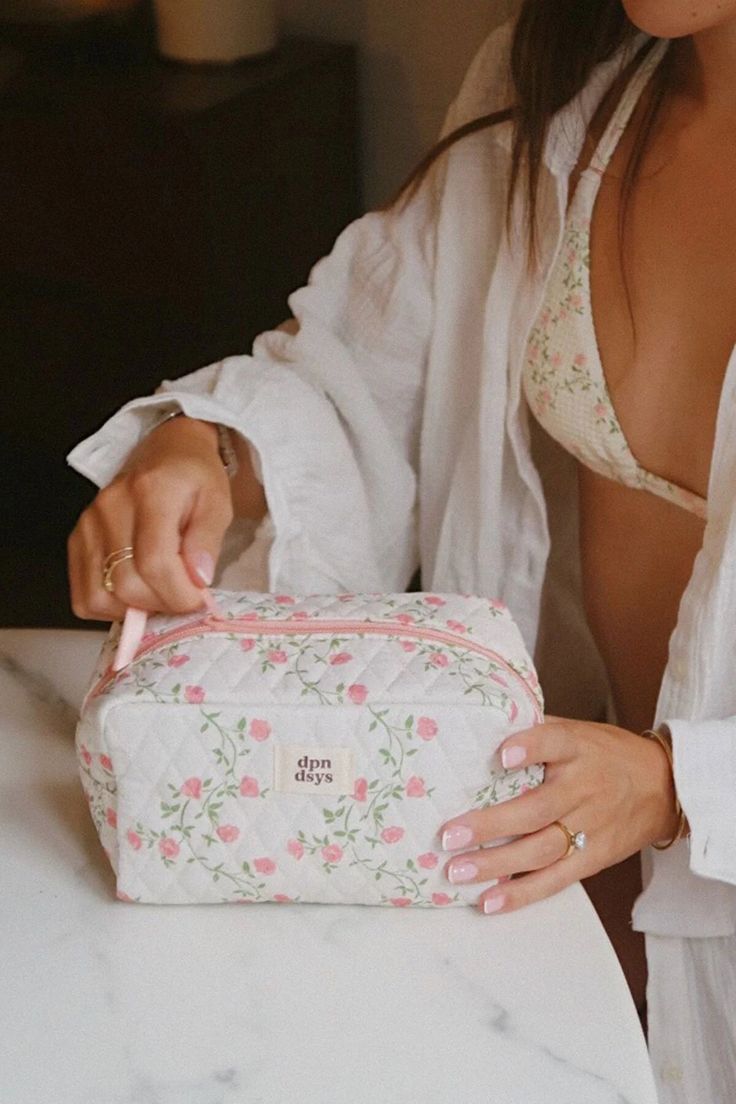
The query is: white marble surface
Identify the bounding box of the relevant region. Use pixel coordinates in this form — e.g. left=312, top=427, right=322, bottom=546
left=0, top=629, right=658, bottom=1104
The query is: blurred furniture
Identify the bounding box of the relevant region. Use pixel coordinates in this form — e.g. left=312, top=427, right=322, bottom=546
left=0, top=18, right=360, bottom=626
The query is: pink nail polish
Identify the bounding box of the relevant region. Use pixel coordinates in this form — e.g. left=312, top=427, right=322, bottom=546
left=447, top=860, right=478, bottom=884
left=483, top=895, right=506, bottom=915
left=441, top=825, right=474, bottom=851
left=192, top=551, right=215, bottom=586
left=501, top=745, right=526, bottom=769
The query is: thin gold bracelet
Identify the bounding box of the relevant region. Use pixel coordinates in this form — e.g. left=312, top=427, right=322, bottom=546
left=640, top=726, right=689, bottom=850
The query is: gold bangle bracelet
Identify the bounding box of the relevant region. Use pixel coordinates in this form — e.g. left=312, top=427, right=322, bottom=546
left=640, top=726, right=689, bottom=850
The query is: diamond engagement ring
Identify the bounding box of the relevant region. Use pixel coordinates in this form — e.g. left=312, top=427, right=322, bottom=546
left=552, top=820, right=587, bottom=858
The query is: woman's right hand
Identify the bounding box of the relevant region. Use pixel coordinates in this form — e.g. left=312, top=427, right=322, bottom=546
left=67, top=415, right=236, bottom=621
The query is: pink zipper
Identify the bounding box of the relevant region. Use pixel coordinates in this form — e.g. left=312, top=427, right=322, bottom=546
left=85, top=614, right=542, bottom=717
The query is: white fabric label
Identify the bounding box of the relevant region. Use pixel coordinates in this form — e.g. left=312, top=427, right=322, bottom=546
left=273, top=745, right=355, bottom=795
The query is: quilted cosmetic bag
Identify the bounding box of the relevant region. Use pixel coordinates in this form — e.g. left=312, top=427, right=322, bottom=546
left=76, top=590, right=545, bottom=907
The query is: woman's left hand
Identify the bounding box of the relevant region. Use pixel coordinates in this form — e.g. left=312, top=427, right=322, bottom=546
left=437, top=715, right=682, bottom=915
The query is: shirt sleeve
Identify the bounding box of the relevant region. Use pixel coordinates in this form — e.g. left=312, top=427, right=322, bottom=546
left=66, top=171, right=440, bottom=595
left=662, top=716, right=736, bottom=886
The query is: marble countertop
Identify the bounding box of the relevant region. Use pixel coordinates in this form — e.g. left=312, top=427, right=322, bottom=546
left=0, top=629, right=658, bottom=1104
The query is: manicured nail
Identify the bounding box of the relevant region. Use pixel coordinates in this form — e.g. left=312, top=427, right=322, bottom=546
left=447, top=860, right=478, bottom=885
left=501, top=745, right=526, bottom=769
left=483, top=895, right=506, bottom=914
left=192, top=551, right=215, bottom=586
left=441, top=825, right=474, bottom=851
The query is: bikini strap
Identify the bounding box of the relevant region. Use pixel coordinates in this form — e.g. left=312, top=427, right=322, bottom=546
left=587, top=37, right=670, bottom=177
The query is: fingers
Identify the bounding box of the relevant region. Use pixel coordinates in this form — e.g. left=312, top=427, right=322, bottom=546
left=443, top=811, right=587, bottom=888
left=476, top=852, right=583, bottom=916
left=180, top=484, right=234, bottom=589
left=439, top=763, right=577, bottom=851
left=130, top=487, right=213, bottom=612
left=67, top=466, right=232, bottom=621
left=497, top=717, right=578, bottom=771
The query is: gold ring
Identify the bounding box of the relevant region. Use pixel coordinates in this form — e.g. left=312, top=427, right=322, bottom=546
left=551, top=820, right=587, bottom=858
left=102, top=547, right=135, bottom=593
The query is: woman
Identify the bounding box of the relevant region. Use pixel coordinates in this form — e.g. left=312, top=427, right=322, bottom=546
left=67, top=2, right=736, bottom=1099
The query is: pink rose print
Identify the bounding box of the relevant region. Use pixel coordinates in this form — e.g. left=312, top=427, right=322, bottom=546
left=570, top=293, right=582, bottom=309
left=405, top=776, right=426, bottom=798
left=184, top=685, right=205, bottom=704
left=489, top=598, right=507, bottom=612
left=80, top=745, right=92, bottom=766
left=353, top=777, right=368, bottom=802
left=417, top=716, right=437, bottom=740
left=400, top=641, right=417, bottom=652
left=267, top=650, right=288, bottom=664
left=432, top=893, right=452, bottom=906
left=321, top=844, right=343, bottom=864
left=593, top=402, right=607, bottom=419
left=159, top=837, right=180, bottom=859
left=274, top=595, right=295, bottom=604
left=424, top=595, right=446, bottom=606
left=181, top=777, right=202, bottom=799
left=249, top=718, right=271, bottom=741
left=273, top=894, right=292, bottom=903
left=395, top=613, right=415, bottom=624
left=239, top=775, right=260, bottom=797
left=489, top=674, right=508, bottom=688
left=509, top=700, right=519, bottom=723
left=390, top=897, right=412, bottom=907
left=347, top=684, right=367, bottom=704
left=240, top=638, right=255, bottom=652
left=99, top=754, right=113, bottom=771
left=418, top=852, right=438, bottom=869
left=216, top=825, right=240, bottom=843
left=240, top=612, right=261, bottom=621
left=520, top=784, right=531, bottom=795
left=106, top=807, right=117, bottom=828
left=429, top=653, right=449, bottom=668
left=329, top=652, right=353, bottom=666
left=140, top=632, right=157, bottom=646
left=446, top=620, right=467, bottom=633
left=287, top=839, right=304, bottom=860
left=254, top=857, right=276, bottom=875
left=381, top=826, right=404, bottom=844
left=338, top=594, right=355, bottom=601
left=116, top=891, right=135, bottom=902
left=167, top=654, right=190, bottom=668
left=127, top=830, right=142, bottom=850
left=574, top=352, right=587, bottom=367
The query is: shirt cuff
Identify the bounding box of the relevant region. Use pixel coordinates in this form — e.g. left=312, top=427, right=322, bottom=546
left=665, top=714, right=736, bottom=887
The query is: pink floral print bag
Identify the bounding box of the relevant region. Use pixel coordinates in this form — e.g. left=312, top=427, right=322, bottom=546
left=76, top=590, right=544, bottom=907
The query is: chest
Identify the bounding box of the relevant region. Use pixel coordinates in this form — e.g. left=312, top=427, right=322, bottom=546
left=575, top=83, right=736, bottom=500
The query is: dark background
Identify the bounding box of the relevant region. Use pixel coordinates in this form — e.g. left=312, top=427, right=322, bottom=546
left=0, top=3, right=362, bottom=626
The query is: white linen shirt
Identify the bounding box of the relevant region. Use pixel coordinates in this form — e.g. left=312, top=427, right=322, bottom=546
left=68, top=17, right=736, bottom=1101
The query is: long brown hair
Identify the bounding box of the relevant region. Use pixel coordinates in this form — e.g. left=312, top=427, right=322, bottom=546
left=380, top=0, right=677, bottom=292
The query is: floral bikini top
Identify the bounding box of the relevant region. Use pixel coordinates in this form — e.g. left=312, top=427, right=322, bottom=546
left=522, top=37, right=708, bottom=520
